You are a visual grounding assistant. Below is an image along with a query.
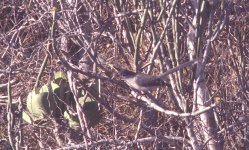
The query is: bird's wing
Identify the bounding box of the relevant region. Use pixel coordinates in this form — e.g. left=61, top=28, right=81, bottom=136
left=135, top=74, right=165, bottom=87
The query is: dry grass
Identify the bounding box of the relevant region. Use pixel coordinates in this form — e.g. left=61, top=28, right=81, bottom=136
left=0, top=0, right=248, bottom=149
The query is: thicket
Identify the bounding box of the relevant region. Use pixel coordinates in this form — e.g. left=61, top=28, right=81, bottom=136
left=0, top=0, right=248, bottom=149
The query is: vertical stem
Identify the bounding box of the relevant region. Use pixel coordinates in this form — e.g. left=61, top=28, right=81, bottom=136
left=16, top=97, right=23, bottom=150
left=7, top=71, right=15, bottom=150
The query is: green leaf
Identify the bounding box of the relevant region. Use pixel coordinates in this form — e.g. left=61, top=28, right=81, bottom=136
left=27, top=83, right=65, bottom=119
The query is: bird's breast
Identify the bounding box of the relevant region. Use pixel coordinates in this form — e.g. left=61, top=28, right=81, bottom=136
left=124, top=77, right=151, bottom=92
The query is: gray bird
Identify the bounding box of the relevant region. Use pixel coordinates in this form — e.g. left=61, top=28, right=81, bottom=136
left=118, top=69, right=170, bottom=92
left=113, top=59, right=199, bottom=92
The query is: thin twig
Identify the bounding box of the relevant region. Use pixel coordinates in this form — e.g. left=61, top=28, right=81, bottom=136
left=132, top=91, right=219, bottom=117
left=55, top=136, right=191, bottom=150
left=7, top=71, right=15, bottom=150
left=147, top=0, right=179, bottom=72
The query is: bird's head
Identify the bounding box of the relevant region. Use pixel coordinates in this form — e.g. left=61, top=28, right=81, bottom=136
left=118, top=69, right=137, bottom=78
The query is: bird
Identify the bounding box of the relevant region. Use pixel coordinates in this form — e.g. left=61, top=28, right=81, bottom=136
left=112, top=59, right=199, bottom=92
left=117, top=69, right=170, bottom=92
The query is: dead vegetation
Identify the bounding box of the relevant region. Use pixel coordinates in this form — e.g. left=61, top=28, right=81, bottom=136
left=0, top=0, right=248, bottom=149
